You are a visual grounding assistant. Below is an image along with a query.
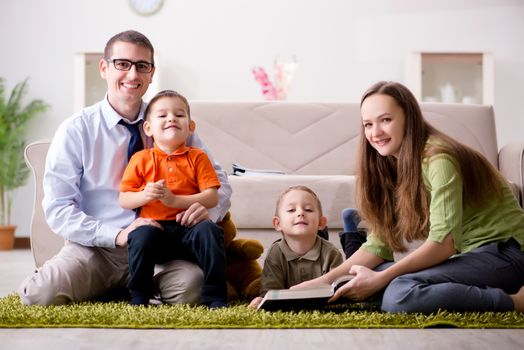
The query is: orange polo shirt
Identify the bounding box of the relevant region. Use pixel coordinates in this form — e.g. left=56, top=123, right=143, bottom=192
left=120, top=144, right=221, bottom=220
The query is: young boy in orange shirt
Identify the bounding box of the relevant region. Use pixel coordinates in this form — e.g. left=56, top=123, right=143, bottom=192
left=119, top=90, right=227, bottom=308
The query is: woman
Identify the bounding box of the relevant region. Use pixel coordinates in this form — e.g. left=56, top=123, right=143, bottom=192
left=295, top=81, right=524, bottom=313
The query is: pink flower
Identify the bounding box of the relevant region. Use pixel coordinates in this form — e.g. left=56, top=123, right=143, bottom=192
left=252, top=67, right=277, bottom=100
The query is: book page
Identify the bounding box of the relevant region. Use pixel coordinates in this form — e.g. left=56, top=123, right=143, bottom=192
left=332, top=275, right=354, bottom=291
left=264, top=285, right=334, bottom=300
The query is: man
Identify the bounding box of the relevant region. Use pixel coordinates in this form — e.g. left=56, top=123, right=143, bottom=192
left=18, top=30, right=231, bottom=306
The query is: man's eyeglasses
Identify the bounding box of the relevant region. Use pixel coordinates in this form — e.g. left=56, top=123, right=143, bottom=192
left=107, top=58, right=154, bottom=73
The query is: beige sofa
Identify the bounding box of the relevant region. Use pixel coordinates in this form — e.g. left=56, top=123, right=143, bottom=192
left=191, top=102, right=523, bottom=249
left=25, top=102, right=524, bottom=266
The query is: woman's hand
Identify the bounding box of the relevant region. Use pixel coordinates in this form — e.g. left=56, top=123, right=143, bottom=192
left=329, top=265, right=388, bottom=302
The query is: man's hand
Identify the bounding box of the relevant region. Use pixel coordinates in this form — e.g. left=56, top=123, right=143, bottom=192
left=175, top=202, right=210, bottom=227
left=115, top=217, right=163, bottom=247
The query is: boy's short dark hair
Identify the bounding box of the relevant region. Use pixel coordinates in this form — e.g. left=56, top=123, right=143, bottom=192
left=144, top=90, right=191, bottom=120
left=275, top=185, right=323, bottom=216
left=104, top=30, right=155, bottom=64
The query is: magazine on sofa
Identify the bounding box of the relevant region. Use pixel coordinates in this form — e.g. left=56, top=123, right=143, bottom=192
left=231, top=163, right=285, bottom=176
left=257, top=275, right=354, bottom=311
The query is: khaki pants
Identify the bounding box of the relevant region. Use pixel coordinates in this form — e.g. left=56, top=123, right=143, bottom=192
left=18, top=241, right=204, bottom=305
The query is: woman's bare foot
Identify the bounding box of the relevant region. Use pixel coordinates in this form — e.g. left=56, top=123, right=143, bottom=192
left=510, top=285, right=524, bottom=312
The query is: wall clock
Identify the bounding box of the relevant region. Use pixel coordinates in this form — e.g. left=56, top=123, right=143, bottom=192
left=129, top=0, right=164, bottom=16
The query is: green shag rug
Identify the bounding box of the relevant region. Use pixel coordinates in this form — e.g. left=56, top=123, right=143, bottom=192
left=1, top=294, right=523, bottom=329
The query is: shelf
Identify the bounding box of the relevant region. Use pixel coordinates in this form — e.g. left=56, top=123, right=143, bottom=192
left=74, top=52, right=106, bottom=111
left=406, top=52, right=493, bottom=105
left=73, top=52, right=159, bottom=111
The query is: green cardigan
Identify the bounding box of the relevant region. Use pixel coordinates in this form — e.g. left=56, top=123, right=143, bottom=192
left=362, top=150, right=524, bottom=261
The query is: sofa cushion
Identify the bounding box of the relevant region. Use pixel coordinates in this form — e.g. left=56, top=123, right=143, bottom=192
left=229, top=175, right=357, bottom=229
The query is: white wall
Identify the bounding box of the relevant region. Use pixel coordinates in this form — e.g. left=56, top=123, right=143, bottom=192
left=1, top=0, right=523, bottom=237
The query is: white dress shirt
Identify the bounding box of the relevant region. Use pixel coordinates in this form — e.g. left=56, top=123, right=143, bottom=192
left=43, top=96, right=232, bottom=248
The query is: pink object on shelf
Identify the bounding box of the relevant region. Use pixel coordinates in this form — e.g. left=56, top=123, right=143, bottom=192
left=252, top=67, right=278, bottom=100
left=252, top=56, right=298, bottom=100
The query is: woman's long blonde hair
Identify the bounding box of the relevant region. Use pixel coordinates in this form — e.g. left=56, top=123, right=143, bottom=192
left=357, top=81, right=503, bottom=252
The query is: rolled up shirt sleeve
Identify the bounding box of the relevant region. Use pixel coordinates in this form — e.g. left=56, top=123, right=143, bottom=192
left=43, top=116, right=124, bottom=248
left=423, top=155, right=463, bottom=247
left=361, top=232, right=394, bottom=262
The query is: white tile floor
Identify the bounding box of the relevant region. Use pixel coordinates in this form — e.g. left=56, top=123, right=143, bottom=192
left=0, top=249, right=35, bottom=297
left=1, top=249, right=524, bottom=350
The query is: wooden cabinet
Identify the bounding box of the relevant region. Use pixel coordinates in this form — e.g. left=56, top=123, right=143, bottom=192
left=406, top=52, right=494, bottom=105
left=74, top=52, right=106, bottom=110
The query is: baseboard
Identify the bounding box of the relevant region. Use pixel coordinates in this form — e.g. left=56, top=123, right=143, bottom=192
left=14, top=237, right=30, bottom=249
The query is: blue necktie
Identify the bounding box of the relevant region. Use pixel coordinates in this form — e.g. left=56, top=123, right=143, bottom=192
left=119, top=119, right=144, bottom=160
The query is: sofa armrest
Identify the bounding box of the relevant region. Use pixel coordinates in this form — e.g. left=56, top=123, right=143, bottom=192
left=24, top=139, right=64, bottom=268
left=499, top=141, right=524, bottom=207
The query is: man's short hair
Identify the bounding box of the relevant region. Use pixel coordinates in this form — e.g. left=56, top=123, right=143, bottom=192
left=104, top=30, right=154, bottom=64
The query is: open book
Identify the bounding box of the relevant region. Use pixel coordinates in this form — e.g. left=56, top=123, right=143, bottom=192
left=257, top=275, right=354, bottom=311
left=231, top=163, right=285, bottom=176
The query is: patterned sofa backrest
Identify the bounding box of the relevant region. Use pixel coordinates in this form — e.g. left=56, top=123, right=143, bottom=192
left=191, top=102, right=362, bottom=176
left=191, top=101, right=498, bottom=175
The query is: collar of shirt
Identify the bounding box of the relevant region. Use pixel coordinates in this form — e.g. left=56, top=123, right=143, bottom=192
left=102, top=94, right=147, bottom=129
left=151, top=143, right=191, bottom=156
left=278, top=236, right=322, bottom=262
left=102, top=95, right=152, bottom=148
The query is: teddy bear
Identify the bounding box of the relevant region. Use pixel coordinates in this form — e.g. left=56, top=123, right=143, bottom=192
left=217, top=211, right=264, bottom=302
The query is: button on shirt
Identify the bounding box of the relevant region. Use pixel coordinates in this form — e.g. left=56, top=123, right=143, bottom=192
left=43, top=96, right=231, bottom=248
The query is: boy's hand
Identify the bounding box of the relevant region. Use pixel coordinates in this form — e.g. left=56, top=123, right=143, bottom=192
left=154, top=179, right=177, bottom=207
left=143, top=179, right=167, bottom=201
left=249, top=296, right=263, bottom=309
